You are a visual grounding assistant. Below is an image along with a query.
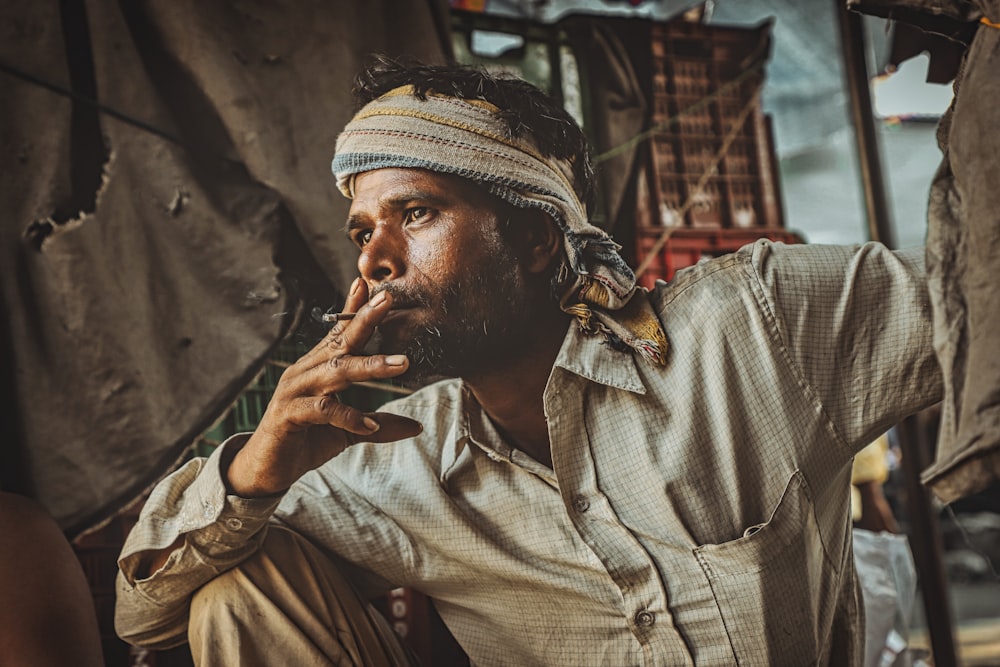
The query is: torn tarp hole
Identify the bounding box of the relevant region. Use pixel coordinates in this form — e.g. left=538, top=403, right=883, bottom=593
left=24, top=0, right=110, bottom=251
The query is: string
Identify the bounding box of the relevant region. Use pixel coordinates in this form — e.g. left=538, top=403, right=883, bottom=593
left=0, top=59, right=238, bottom=164
left=593, top=39, right=769, bottom=165
left=633, top=88, right=761, bottom=280
left=943, top=503, right=1000, bottom=582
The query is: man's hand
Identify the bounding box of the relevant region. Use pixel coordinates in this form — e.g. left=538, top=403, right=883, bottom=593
left=227, top=279, right=422, bottom=497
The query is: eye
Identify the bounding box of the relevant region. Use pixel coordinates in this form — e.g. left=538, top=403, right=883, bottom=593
left=403, top=207, right=431, bottom=224
left=353, top=228, right=373, bottom=248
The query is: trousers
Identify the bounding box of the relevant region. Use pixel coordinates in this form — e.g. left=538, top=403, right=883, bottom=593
left=188, top=525, right=419, bottom=667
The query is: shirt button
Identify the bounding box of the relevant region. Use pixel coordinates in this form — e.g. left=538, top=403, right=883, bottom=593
left=225, top=517, right=244, bottom=531
left=572, top=496, right=590, bottom=513
left=635, top=610, right=656, bottom=628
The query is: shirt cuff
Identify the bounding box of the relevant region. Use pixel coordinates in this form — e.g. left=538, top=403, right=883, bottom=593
left=183, top=434, right=284, bottom=555
left=117, top=434, right=283, bottom=586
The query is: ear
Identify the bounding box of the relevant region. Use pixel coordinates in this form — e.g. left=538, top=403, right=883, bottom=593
left=515, top=210, right=563, bottom=275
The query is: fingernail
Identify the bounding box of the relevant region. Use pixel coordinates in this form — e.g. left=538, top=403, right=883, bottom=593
left=363, top=416, right=380, bottom=432
left=369, top=290, right=388, bottom=307
left=350, top=278, right=361, bottom=296
left=385, top=355, right=407, bottom=366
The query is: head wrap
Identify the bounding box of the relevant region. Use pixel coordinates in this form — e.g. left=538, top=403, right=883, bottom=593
left=332, top=85, right=667, bottom=365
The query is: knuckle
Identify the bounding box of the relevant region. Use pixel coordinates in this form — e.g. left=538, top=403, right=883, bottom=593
left=316, top=395, right=342, bottom=417
left=325, top=355, right=347, bottom=372
left=324, top=332, right=346, bottom=349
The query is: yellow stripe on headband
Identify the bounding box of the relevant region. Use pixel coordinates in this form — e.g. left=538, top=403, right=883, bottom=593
left=348, top=104, right=579, bottom=202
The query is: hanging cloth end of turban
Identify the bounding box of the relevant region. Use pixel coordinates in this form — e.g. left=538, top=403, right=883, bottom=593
left=561, top=281, right=668, bottom=366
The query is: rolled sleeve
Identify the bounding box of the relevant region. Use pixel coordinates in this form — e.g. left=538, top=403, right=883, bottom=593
left=753, top=241, right=943, bottom=450
left=115, top=435, right=282, bottom=648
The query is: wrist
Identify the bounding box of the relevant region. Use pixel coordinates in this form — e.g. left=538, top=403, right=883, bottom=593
left=220, top=436, right=286, bottom=499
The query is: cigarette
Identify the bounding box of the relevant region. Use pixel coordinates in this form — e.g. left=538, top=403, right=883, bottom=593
left=321, top=312, right=356, bottom=324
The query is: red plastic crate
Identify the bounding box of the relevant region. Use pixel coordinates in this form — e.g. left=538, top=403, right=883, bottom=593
left=634, top=227, right=804, bottom=289
left=685, top=176, right=725, bottom=227
left=650, top=134, right=680, bottom=173
left=667, top=58, right=713, bottom=97
left=721, top=138, right=755, bottom=176
left=642, top=16, right=783, bottom=232
left=726, top=177, right=765, bottom=228
left=679, top=137, right=721, bottom=175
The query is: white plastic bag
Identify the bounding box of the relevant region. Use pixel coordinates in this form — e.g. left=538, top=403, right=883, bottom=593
left=853, top=529, right=918, bottom=667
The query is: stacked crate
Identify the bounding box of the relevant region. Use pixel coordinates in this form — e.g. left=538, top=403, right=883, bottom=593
left=635, top=18, right=802, bottom=288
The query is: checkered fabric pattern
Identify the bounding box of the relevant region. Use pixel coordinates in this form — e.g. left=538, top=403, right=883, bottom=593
left=117, top=241, right=941, bottom=666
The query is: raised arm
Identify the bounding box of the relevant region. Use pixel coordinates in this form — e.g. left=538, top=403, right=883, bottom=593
left=754, top=241, right=942, bottom=450
left=115, top=279, right=422, bottom=648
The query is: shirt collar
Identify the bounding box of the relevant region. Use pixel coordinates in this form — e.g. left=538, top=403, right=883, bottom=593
left=454, top=322, right=648, bottom=472
left=552, top=322, right=648, bottom=395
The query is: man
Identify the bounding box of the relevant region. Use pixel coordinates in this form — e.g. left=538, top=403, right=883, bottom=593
left=116, top=57, right=942, bottom=666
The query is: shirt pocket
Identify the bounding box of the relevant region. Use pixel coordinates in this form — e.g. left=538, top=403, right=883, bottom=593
left=692, top=470, right=840, bottom=666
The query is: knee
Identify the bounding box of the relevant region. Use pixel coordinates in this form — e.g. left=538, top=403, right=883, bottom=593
left=0, top=493, right=104, bottom=666
left=189, top=562, right=248, bottom=624
left=188, top=525, right=302, bottom=623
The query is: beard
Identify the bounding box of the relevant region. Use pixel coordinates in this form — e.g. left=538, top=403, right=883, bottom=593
left=374, top=235, right=535, bottom=384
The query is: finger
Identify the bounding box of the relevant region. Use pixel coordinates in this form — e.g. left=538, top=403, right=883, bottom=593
left=284, top=395, right=382, bottom=435
left=342, top=276, right=369, bottom=316
left=285, top=401, right=422, bottom=444
left=309, top=288, right=393, bottom=363
left=299, top=278, right=368, bottom=366
left=359, top=412, right=424, bottom=444
left=300, top=278, right=392, bottom=367
left=283, top=352, right=409, bottom=397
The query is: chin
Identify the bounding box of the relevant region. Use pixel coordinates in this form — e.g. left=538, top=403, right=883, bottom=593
left=373, top=322, right=419, bottom=355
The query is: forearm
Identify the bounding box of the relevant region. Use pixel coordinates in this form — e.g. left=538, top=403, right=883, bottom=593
left=117, top=285, right=423, bottom=647
left=115, top=436, right=282, bottom=648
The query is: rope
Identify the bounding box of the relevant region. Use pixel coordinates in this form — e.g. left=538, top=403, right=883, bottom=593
left=0, top=59, right=237, bottom=163
left=633, top=88, right=762, bottom=280
left=593, top=43, right=769, bottom=165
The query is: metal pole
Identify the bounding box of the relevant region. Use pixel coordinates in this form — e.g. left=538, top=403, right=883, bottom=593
left=834, top=3, right=958, bottom=666
left=835, top=1, right=896, bottom=248
left=897, top=415, right=960, bottom=666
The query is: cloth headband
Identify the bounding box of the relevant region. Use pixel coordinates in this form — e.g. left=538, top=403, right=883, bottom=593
left=332, top=85, right=667, bottom=365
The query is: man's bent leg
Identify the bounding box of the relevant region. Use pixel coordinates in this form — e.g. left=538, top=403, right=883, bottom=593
left=189, top=525, right=417, bottom=667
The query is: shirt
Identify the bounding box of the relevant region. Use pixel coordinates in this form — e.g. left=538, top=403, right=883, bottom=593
left=116, top=240, right=942, bottom=666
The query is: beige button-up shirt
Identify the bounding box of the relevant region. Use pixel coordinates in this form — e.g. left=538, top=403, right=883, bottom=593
left=117, top=241, right=941, bottom=666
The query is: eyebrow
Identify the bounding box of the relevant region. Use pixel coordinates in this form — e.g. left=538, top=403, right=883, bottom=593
left=344, top=215, right=367, bottom=235
left=343, top=190, right=450, bottom=235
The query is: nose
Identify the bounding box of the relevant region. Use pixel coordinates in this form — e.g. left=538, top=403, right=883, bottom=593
left=357, top=224, right=405, bottom=285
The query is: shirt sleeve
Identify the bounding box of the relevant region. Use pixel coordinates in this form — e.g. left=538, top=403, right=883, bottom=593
left=751, top=241, right=943, bottom=452
left=115, top=435, right=282, bottom=649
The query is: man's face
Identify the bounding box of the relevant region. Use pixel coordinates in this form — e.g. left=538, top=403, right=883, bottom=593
left=346, top=168, right=534, bottom=381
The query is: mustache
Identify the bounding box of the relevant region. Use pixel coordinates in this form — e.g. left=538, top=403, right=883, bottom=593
left=311, top=282, right=432, bottom=330
left=370, top=282, right=434, bottom=310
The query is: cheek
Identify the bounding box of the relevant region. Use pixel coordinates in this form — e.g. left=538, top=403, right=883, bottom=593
left=406, top=224, right=467, bottom=282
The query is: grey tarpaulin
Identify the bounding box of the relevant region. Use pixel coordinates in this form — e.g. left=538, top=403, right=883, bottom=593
left=0, top=0, right=450, bottom=536
left=852, top=0, right=1000, bottom=503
